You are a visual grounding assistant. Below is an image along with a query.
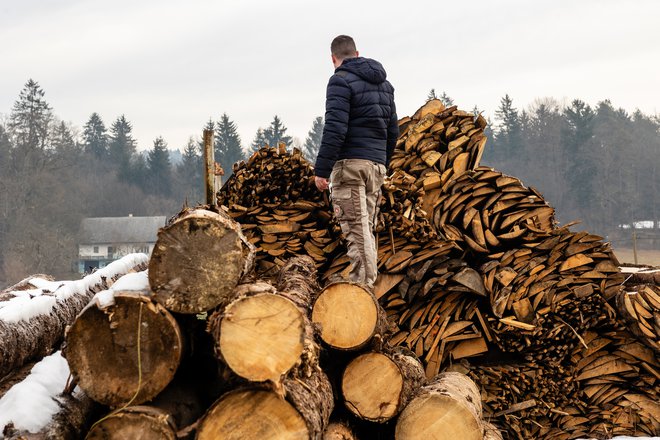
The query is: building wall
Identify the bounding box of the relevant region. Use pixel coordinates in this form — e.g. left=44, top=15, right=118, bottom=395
left=78, top=243, right=155, bottom=273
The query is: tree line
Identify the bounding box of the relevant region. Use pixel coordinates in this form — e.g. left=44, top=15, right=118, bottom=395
left=0, top=80, right=657, bottom=285
left=0, top=79, right=323, bottom=285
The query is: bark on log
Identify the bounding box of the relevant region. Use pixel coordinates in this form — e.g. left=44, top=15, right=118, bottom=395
left=483, top=422, right=504, bottom=440
left=86, top=406, right=177, bottom=440
left=208, top=256, right=320, bottom=382
left=341, top=347, right=425, bottom=422
left=149, top=207, right=255, bottom=314
left=395, top=372, right=484, bottom=440
left=196, top=367, right=333, bottom=440
left=312, top=282, right=387, bottom=351
left=0, top=255, right=149, bottom=379
left=64, top=292, right=183, bottom=407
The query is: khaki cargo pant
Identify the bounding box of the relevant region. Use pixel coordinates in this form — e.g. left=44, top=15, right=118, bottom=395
left=329, top=159, right=386, bottom=289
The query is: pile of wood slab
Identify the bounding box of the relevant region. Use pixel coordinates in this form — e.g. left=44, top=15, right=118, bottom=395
left=1, top=98, right=658, bottom=439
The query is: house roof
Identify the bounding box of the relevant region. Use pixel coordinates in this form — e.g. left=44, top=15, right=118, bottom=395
left=80, top=216, right=166, bottom=244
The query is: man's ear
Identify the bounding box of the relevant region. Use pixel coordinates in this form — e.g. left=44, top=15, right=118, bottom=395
left=356, top=50, right=359, bottom=57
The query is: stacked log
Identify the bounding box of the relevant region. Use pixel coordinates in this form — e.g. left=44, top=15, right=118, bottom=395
left=149, top=207, right=255, bottom=313
left=4, top=98, right=660, bottom=440
left=64, top=291, right=184, bottom=407
left=395, top=372, right=489, bottom=440
left=217, top=145, right=342, bottom=278
left=207, top=256, right=320, bottom=382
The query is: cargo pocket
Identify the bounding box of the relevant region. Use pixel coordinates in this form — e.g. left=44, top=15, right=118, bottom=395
left=331, top=185, right=359, bottom=222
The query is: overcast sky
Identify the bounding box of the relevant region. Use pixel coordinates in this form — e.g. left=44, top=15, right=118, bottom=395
left=1, top=0, right=658, bottom=152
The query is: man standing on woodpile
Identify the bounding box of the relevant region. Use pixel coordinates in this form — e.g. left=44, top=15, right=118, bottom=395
left=314, top=35, right=399, bottom=290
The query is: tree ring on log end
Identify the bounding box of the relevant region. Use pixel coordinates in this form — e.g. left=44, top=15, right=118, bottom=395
left=220, top=293, right=305, bottom=382
left=342, top=352, right=403, bottom=421
left=65, top=292, right=182, bottom=407
left=197, top=390, right=309, bottom=440
left=86, top=406, right=177, bottom=440
left=395, top=394, right=482, bottom=440
left=312, top=283, right=378, bottom=350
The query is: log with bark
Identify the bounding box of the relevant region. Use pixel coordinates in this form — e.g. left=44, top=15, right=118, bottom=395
left=207, top=256, right=320, bottom=382
left=395, top=372, right=486, bottom=440
left=196, top=366, right=334, bottom=440
left=341, top=347, right=425, bottom=422
left=217, top=145, right=342, bottom=278
left=64, top=291, right=183, bottom=407
left=0, top=254, right=149, bottom=380
left=149, top=207, right=255, bottom=314
left=312, top=282, right=387, bottom=351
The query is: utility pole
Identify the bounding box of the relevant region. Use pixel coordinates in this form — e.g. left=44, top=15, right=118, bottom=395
left=632, top=229, right=638, bottom=265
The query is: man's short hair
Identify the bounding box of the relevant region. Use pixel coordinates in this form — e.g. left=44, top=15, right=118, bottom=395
left=331, top=35, right=357, bottom=59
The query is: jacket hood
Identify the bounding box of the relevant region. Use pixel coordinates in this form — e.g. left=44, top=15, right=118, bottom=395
left=336, top=57, right=387, bottom=84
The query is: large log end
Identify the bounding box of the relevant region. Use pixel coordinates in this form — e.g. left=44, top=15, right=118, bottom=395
left=312, top=283, right=381, bottom=350
left=64, top=292, right=182, bottom=407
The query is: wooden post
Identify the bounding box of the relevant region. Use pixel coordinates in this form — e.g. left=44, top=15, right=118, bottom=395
left=203, top=129, right=215, bottom=208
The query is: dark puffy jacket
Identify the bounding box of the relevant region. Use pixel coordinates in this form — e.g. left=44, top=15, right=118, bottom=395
left=314, top=57, right=398, bottom=178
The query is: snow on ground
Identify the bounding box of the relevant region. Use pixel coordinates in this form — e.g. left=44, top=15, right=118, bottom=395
left=0, top=253, right=149, bottom=323
left=0, top=352, right=71, bottom=437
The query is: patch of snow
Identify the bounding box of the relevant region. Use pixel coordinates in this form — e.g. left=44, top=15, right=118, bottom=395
left=93, top=289, right=115, bottom=309
left=0, top=352, right=71, bottom=437
left=0, top=254, right=148, bottom=324
left=0, top=295, right=57, bottom=322
left=110, top=270, right=149, bottom=292
left=26, top=278, right=66, bottom=292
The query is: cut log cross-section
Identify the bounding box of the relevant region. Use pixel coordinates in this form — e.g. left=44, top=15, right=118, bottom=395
left=395, top=372, right=485, bottom=440
left=149, top=207, right=255, bottom=314
left=197, top=367, right=334, bottom=440
left=312, top=282, right=386, bottom=350
left=86, top=406, right=178, bottom=440
left=208, top=256, right=320, bottom=382
left=64, top=292, right=183, bottom=407
left=341, top=348, right=425, bottom=422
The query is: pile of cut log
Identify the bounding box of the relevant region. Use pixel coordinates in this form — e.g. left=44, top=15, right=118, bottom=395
left=1, top=98, right=658, bottom=440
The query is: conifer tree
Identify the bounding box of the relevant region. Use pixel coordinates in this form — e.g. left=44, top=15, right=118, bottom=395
left=177, top=137, right=203, bottom=203
left=82, top=113, right=108, bottom=159
left=8, top=79, right=52, bottom=152
left=51, top=121, right=80, bottom=160
left=147, top=136, right=172, bottom=196
left=250, top=128, right=267, bottom=153
left=108, top=115, right=137, bottom=180
left=427, top=89, right=437, bottom=101
left=215, top=113, right=244, bottom=173
left=263, top=115, right=292, bottom=148
left=494, top=94, right=523, bottom=159
left=303, top=116, right=324, bottom=162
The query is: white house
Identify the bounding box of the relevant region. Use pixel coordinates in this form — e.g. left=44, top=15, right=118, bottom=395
left=77, top=215, right=166, bottom=273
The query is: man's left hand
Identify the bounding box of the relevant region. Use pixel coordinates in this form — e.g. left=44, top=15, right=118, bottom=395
left=315, top=176, right=329, bottom=191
